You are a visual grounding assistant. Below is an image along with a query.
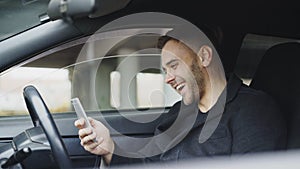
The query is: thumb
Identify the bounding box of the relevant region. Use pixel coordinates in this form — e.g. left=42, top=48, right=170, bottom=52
left=88, top=117, right=97, bottom=127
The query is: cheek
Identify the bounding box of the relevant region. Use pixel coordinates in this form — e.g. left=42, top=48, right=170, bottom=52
left=183, top=69, right=198, bottom=84
left=178, top=64, right=193, bottom=77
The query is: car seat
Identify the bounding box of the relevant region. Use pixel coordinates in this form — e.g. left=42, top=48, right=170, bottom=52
left=250, top=42, right=300, bottom=149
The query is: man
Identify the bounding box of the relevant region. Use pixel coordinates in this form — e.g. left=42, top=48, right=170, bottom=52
left=75, top=34, right=287, bottom=166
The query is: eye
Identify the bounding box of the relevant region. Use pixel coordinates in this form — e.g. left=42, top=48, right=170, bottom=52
left=170, top=62, right=178, bottom=70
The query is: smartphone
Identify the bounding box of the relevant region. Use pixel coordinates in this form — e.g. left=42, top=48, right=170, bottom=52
left=71, top=98, right=97, bottom=142
left=71, top=97, right=93, bottom=128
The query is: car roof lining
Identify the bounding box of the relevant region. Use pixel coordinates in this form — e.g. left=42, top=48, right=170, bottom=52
left=1, top=0, right=300, bottom=74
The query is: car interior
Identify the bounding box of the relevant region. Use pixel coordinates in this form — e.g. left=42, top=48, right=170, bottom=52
left=0, top=0, right=300, bottom=168
left=250, top=42, right=300, bottom=149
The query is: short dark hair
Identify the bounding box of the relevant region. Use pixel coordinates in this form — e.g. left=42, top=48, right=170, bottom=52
left=157, top=35, right=175, bottom=49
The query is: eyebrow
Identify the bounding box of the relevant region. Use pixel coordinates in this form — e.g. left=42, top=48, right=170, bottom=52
left=162, top=59, right=179, bottom=72
left=165, top=59, right=179, bottom=67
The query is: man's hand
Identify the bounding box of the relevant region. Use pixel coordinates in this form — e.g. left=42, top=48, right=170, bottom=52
left=74, top=117, right=114, bottom=165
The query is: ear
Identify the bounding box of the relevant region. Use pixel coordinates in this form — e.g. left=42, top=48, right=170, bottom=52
left=197, top=45, right=213, bottom=67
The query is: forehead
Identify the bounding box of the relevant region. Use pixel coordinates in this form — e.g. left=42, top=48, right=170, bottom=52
left=161, top=40, right=194, bottom=66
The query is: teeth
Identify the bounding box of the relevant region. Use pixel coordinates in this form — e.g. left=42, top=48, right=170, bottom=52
left=176, top=84, right=184, bottom=91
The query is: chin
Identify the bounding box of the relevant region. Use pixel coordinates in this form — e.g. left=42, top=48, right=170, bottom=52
left=182, top=97, right=194, bottom=105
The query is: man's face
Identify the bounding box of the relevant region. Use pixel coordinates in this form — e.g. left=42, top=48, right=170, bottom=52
left=161, top=40, right=206, bottom=105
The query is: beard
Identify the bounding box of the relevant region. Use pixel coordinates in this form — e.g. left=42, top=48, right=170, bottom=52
left=190, top=58, right=205, bottom=100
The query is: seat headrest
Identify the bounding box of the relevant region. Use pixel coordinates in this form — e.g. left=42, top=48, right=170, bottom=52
left=250, top=42, right=300, bottom=106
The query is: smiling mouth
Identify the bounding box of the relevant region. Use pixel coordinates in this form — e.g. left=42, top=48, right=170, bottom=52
left=176, top=83, right=185, bottom=91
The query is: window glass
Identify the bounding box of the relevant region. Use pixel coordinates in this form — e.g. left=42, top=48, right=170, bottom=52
left=0, top=67, right=71, bottom=116
left=0, top=0, right=50, bottom=41
left=0, top=32, right=181, bottom=116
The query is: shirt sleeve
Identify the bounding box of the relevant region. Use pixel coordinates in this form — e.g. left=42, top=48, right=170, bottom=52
left=106, top=144, right=145, bottom=167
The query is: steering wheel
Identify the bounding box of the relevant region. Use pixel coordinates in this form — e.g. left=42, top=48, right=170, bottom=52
left=23, top=85, right=72, bottom=169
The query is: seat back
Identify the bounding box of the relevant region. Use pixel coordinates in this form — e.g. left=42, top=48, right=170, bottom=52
left=250, top=42, right=300, bottom=149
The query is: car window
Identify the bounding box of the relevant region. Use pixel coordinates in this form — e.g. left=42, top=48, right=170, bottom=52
left=0, top=0, right=50, bottom=41
left=0, top=67, right=71, bottom=116
left=0, top=32, right=181, bottom=116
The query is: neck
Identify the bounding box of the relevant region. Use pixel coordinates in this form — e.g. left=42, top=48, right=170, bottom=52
left=198, top=72, right=226, bottom=113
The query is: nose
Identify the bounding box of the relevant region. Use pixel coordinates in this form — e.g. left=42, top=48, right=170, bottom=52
left=165, top=71, right=175, bottom=84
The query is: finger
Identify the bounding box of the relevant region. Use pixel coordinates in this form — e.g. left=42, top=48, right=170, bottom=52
left=87, top=117, right=96, bottom=127
left=74, top=118, right=85, bottom=129
left=84, top=139, right=102, bottom=150
left=81, top=130, right=97, bottom=144
left=92, top=141, right=110, bottom=154
left=84, top=138, right=106, bottom=155
left=84, top=142, right=99, bottom=153
left=88, top=137, right=104, bottom=149
left=78, top=128, right=93, bottom=139
left=82, top=138, right=99, bottom=150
